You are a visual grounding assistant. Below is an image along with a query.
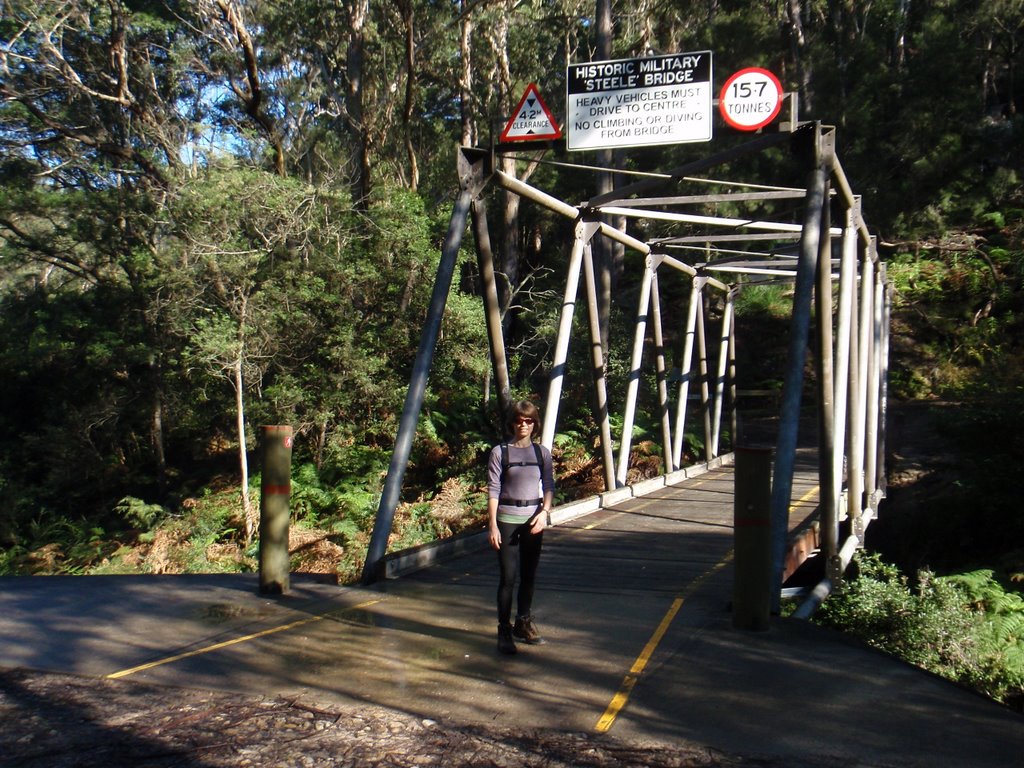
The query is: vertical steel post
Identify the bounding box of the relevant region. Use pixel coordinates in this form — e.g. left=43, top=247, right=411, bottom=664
left=471, top=198, right=511, bottom=416
left=541, top=221, right=589, bottom=450
left=846, top=241, right=863, bottom=541
left=814, top=178, right=836, bottom=573
left=259, top=425, right=293, bottom=595
left=769, top=150, right=827, bottom=613
left=672, top=278, right=705, bottom=468
left=362, top=167, right=481, bottom=583
left=829, top=215, right=858, bottom=570
left=582, top=238, right=617, bottom=489
left=850, top=253, right=874, bottom=539
left=876, top=260, right=891, bottom=500
left=733, top=445, right=774, bottom=631
left=650, top=266, right=674, bottom=474
left=728, top=290, right=739, bottom=452
left=711, top=294, right=734, bottom=456
left=695, top=293, right=713, bottom=460
left=616, top=253, right=656, bottom=486
left=865, top=262, right=884, bottom=510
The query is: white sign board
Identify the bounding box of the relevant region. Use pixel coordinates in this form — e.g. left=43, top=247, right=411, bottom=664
left=566, top=51, right=713, bottom=151
left=719, top=68, right=783, bottom=131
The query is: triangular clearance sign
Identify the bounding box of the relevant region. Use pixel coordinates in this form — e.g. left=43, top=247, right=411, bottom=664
left=501, top=83, right=562, bottom=142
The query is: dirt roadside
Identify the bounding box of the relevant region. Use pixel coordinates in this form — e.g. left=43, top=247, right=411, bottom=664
left=0, top=401, right=943, bottom=768
left=1, top=666, right=798, bottom=768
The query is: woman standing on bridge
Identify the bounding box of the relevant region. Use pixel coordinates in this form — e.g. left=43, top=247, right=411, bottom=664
left=487, top=400, right=555, bottom=655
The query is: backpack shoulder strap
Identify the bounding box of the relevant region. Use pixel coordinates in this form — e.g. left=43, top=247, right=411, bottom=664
left=500, top=442, right=544, bottom=484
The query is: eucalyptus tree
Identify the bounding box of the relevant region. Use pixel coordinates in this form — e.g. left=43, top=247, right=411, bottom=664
left=458, top=0, right=589, bottom=340
left=0, top=0, right=199, bottom=500
left=188, top=0, right=290, bottom=177
left=170, top=167, right=359, bottom=542
left=975, top=0, right=1022, bottom=116
left=191, top=0, right=460, bottom=205
left=593, top=0, right=616, bottom=355
left=0, top=1, right=188, bottom=184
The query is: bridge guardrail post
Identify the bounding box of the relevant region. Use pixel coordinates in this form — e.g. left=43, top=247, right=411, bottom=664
left=259, top=425, right=293, bottom=595
left=733, top=445, right=773, bottom=631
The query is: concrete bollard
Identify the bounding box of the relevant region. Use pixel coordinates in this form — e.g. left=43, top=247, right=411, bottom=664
left=733, top=445, right=773, bottom=630
left=259, top=425, right=293, bottom=595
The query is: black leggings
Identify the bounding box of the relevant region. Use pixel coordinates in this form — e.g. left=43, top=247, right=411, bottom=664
left=496, top=519, right=543, bottom=625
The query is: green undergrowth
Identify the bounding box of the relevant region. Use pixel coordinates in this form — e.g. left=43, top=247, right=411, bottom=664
left=814, top=552, right=1024, bottom=710
left=0, top=411, right=681, bottom=579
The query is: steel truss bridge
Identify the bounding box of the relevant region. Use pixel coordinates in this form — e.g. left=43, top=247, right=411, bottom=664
left=362, top=121, right=890, bottom=617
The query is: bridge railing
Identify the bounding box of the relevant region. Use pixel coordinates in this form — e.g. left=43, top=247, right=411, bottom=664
left=363, top=122, right=891, bottom=612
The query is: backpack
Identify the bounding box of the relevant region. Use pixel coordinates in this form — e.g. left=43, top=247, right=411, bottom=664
left=498, top=442, right=544, bottom=507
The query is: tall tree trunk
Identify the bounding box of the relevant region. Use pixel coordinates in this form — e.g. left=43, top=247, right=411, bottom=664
left=348, top=0, right=372, bottom=208
left=1007, top=34, right=1018, bottom=116
left=400, top=0, right=420, bottom=191
left=235, top=355, right=255, bottom=544
left=784, top=0, right=813, bottom=113
left=493, top=3, right=522, bottom=330
left=213, top=0, right=287, bottom=176
left=151, top=375, right=167, bottom=496
left=235, top=300, right=255, bottom=544
left=500, top=187, right=522, bottom=329
left=893, top=0, right=910, bottom=71
left=459, top=1, right=476, bottom=147
left=593, top=0, right=622, bottom=355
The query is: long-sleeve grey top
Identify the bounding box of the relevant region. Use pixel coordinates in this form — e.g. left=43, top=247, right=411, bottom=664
left=487, top=442, right=555, bottom=524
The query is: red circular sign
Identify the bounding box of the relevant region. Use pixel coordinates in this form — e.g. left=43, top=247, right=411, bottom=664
left=719, top=67, right=783, bottom=131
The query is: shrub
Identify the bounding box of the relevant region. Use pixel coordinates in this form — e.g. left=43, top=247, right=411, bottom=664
left=816, top=553, right=1024, bottom=708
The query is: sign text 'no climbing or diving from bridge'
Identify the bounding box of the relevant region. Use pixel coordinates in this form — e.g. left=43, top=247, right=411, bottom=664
left=566, top=51, right=713, bottom=151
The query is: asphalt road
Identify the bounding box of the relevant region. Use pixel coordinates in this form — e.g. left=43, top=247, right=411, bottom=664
left=2, top=461, right=1022, bottom=767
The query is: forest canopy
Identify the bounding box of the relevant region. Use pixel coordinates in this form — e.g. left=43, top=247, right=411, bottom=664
left=0, top=0, right=1021, bottom=578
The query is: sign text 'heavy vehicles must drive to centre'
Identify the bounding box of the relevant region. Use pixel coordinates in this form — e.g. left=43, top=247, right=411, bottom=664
left=567, top=51, right=713, bottom=151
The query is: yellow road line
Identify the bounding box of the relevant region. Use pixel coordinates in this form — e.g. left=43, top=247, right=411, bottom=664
left=106, top=597, right=385, bottom=680
left=789, top=485, right=820, bottom=516
left=584, top=512, right=623, bottom=530
left=594, top=483, right=820, bottom=733
left=594, top=552, right=732, bottom=733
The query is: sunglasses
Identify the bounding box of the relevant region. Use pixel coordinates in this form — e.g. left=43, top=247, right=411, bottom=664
left=514, top=417, right=535, bottom=425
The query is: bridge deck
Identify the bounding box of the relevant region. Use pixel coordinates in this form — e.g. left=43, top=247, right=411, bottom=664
left=1, top=460, right=1022, bottom=766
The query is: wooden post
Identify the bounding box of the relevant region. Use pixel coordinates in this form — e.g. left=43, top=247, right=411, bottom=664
left=259, top=425, right=293, bottom=595
left=733, top=445, right=773, bottom=631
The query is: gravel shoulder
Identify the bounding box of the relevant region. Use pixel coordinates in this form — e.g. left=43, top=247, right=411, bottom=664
left=1, top=667, right=777, bottom=768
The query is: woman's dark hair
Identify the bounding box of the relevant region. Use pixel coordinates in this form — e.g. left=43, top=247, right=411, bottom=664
left=506, top=400, right=542, bottom=439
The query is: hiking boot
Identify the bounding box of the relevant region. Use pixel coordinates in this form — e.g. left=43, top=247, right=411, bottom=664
left=497, top=623, right=517, bottom=655
left=513, top=615, right=546, bottom=645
